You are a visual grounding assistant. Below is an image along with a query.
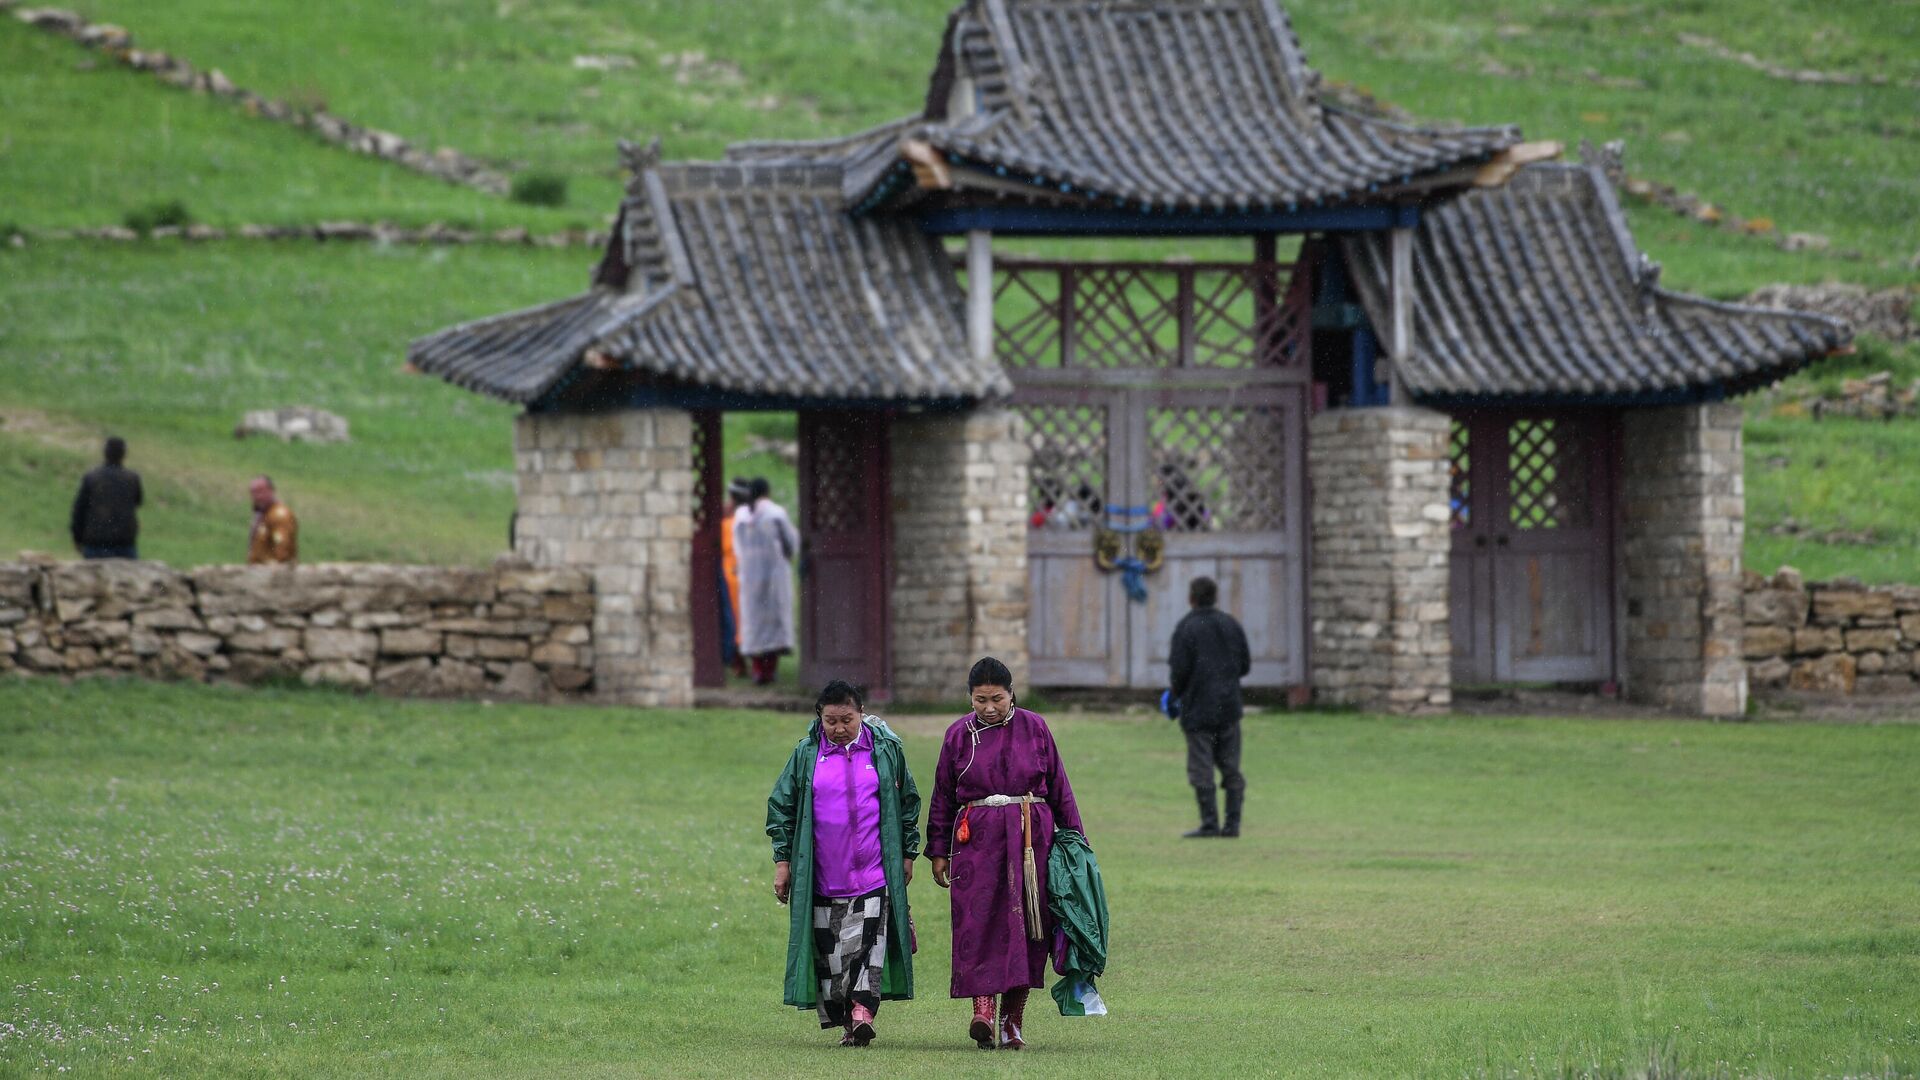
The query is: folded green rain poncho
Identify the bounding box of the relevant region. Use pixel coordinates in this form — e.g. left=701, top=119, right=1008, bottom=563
left=1045, top=828, right=1109, bottom=1016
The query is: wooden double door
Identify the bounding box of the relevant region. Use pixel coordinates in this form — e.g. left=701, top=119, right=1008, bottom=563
left=1021, top=384, right=1306, bottom=690
left=1448, top=411, right=1617, bottom=685
left=797, top=411, right=893, bottom=699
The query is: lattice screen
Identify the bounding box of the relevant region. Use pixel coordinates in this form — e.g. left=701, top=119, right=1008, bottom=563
left=1506, top=419, right=1588, bottom=530
left=1022, top=405, right=1107, bottom=531
left=994, top=269, right=1064, bottom=369
left=1147, top=407, right=1288, bottom=532
left=991, top=262, right=1309, bottom=371
left=1073, top=268, right=1180, bottom=368
left=809, top=424, right=867, bottom=536
left=1449, top=420, right=1471, bottom=529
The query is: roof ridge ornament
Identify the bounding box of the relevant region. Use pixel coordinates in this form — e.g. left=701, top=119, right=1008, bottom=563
left=618, top=136, right=664, bottom=190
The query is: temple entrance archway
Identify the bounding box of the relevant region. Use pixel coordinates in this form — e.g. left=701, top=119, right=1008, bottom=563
left=1447, top=411, right=1618, bottom=686
left=1003, top=255, right=1312, bottom=690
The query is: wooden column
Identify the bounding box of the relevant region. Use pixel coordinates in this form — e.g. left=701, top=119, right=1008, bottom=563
left=967, top=229, right=994, bottom=363
left=1253, top=232, right=1279, bottom=366
left=1387, top=225, right=1413, bottom=402
left=689, top=409, right=726, bottom=689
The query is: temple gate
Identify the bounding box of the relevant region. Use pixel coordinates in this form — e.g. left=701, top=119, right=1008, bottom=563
left=993, top=255, right=1313, bottom=689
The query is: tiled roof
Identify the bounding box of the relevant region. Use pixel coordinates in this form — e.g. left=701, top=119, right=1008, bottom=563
left=852, top=0, right=1520, bottom=212
left=1343, top=161, right=1852, bottom=402
left=409, top=162, right=1006, bottom=404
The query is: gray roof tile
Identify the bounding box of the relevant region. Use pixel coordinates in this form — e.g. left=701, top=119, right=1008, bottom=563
left=861, top=0, right=1519, bottom=211
left=1343, top=162, right=1852, bottom=403
left=409, top=162, right=1006, bottom=404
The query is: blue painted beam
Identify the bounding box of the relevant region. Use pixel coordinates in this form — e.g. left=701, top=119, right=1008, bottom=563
left=916, top=204, right=1419, bottom=237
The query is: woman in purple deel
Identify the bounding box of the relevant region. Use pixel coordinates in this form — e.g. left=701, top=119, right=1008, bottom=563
left=767, top=681, right=921, bottom=1047
left=927, top=657, right=1086, bottom=1050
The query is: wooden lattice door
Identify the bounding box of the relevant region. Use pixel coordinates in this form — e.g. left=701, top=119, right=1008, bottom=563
left=798, top=411, right=892, bottom=698
left=1023, top=389, right=1129, bottom=686
left=1130, top=388, right=1305, bottom=689
left=1003, top=256, right=1311, bottom=690
left=1449, top=412, right=1616, bottom=684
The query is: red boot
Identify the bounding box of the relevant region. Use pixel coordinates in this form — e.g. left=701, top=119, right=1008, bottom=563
left=970, top=995, right=996, bottom=1049
left=850, top=1003, right=875, bottom=1047
left=999, top=987, right=1028, bottom=1050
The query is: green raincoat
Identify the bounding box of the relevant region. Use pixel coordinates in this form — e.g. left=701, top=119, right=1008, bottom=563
left=765, top=715, right=921, bottom=1009
left=1046, top=828, right=1110, bottom=1015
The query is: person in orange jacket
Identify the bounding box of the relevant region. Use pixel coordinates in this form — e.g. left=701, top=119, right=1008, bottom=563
left=720, top=478, right=752, bottom=677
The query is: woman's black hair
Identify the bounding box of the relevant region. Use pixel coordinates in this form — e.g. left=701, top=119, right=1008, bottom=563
left=750, top=476, right=771, bottom=500
left=967, top=657, right=1015, bottom=699
left=815, top=679, right=865, bottom=721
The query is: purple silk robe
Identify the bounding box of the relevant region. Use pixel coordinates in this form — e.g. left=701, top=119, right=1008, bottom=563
left=926, top=708, right=1085, bottom=998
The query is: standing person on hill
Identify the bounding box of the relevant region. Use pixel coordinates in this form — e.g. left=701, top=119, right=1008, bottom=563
left=926, top=657, right=1087, bottom=1050
left=766, top=680, right=921, bottom=1047
left=246, top=475, right=298, bottom=564
left=733, top=477, right=799, bottom=685
left=70, top=436, right=143, bottom=560
left=1168, top=576, right=1251, bottom=838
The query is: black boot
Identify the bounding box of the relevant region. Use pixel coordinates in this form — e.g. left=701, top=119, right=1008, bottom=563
left=1221, top=788, right=1243, bottom=838
left=1183, top=786, right=1220, bottom=838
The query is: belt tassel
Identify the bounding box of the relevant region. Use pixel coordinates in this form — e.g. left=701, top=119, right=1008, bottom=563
left=1021, top=792, right=1043, bottom=941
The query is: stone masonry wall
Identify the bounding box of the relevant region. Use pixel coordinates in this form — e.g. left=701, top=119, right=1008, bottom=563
left=1307, top=406, right=1452, bottom=714
left=1743, top=567, right=1920, bottom=695
left=890, top=407, right=1030, bottom=704
left=1620, top=402, right=1746, bottom=716
left=0, top=559, right=593, bottom=698
left=513, top=409, right=695, bottom=708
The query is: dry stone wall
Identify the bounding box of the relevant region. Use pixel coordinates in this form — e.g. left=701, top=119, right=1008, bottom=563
left=1743, top=568, right=1920, bottom=696
left=0, top=559, right=593, bottom=700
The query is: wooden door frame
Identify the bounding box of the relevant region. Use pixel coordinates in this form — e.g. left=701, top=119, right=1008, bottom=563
left=689, top=409, right=727, bottom=689
left=1019, top=385, right=1132, bottom=688
left=796, top=410, right=895, bottom=701
left=1447, top=407, right=1620, bottom=686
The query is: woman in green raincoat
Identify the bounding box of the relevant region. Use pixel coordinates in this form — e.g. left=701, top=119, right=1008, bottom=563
left=766, top=681, right=921, bottom=1046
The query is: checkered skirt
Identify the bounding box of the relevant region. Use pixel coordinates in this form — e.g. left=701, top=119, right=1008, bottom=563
left=811, top=888, right=889, bottom=1028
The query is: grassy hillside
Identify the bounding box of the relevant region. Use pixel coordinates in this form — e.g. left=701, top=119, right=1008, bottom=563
left=1, top=0, right=1916, bottom=578
left=0, top=22, right=585, bottom=230
left=20, top=0, right=1915, bottom=273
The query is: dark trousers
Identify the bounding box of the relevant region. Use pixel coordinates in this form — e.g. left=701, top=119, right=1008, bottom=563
left=81, top=545, right=137, bottom=560
left=1184, top=723, right=1245, bottom=793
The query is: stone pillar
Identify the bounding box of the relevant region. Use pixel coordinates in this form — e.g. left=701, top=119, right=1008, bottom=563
left=1620, top=402, right=1746, bottom=716
left=889, top=407, right=1029, bottom=703
left=1307, top=406, right=1451, bottom=714
left=513, top=409, right=695, bottom=708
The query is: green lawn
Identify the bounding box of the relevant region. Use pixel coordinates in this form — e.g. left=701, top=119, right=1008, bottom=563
left=2, top=678, right=1917, bottom=1077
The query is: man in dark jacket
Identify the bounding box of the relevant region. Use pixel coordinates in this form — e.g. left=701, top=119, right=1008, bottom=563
left=1168, top=576, right=1251, bottom=838
left=70, top=437, right=144, bottom=560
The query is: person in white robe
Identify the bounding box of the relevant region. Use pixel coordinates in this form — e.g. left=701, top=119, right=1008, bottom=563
left=734, top=476, right=800, bottom=685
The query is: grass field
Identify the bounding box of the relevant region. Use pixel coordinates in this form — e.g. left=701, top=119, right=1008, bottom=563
left=2, top=678, right=1918, bottom=1077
